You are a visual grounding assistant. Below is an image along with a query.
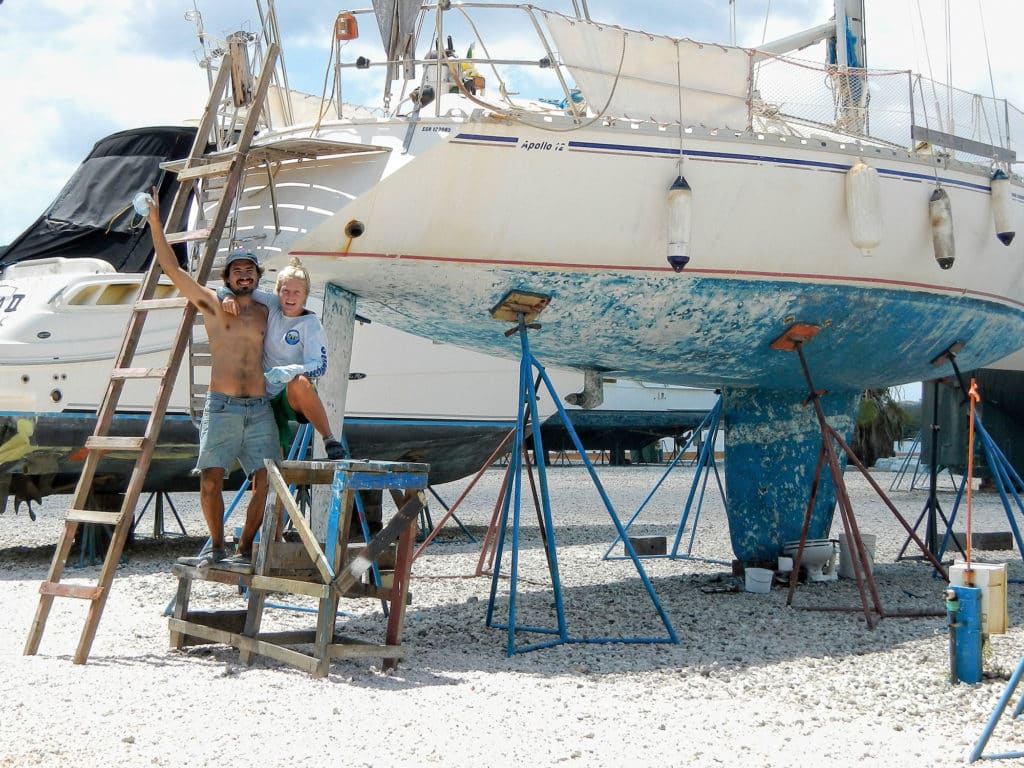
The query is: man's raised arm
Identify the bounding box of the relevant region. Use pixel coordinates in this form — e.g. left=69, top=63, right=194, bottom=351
left=145, top=196, right=218, bottom=314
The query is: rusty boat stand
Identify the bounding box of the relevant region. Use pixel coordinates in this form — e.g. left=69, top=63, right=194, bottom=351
left=772, top=323, right=946, bottom=629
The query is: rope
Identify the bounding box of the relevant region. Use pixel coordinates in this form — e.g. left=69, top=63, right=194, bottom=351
left=502, top=29, right=629, bottom=135
left=675, top=37, right=685, bottom=175
left=966, top=377, right=981, bottom=579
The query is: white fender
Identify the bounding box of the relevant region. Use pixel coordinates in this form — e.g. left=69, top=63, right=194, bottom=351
left=666, top=175, right=692, bottom=271
left=845, top=161, right=882, bottom=254
left=991, top=169, right=1015, bottom=246
left=929, top=187, right=955, bottom=270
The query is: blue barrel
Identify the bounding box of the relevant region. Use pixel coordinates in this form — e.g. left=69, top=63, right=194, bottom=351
left=951, top=585, right=983, bottom=684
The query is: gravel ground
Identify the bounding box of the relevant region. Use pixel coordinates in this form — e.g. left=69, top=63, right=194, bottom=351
left=2, top=462, right=1024, bottom=767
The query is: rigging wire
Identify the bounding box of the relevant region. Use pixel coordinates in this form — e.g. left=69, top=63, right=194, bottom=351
left=760, top=0, right=772, bottom=47
left=977, top=0, right=1006, bottom=151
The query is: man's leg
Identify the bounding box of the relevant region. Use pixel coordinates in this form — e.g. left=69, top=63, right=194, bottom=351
left=199, top=467, right=227, bottom=548
left=236, top=467, right=270, bottom=556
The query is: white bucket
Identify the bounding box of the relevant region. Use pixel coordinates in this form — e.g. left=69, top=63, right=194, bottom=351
left=838, top=533, right=876, bottom=579
left=744, top=567, right=773, bottom=594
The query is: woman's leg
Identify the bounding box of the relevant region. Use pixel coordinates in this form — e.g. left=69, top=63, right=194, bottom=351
left=285, top=375, right=334, bottom=439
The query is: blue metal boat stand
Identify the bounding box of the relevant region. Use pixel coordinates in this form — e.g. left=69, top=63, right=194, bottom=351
left=603, top=395, right=728, bottom=565
left=968, top=654, right=1024, bottom=762
left=773, top=324, right=945, bottom=628
left=924, top=350, right=1024, bottom=577
left=484, top=291, right=678, bottom=656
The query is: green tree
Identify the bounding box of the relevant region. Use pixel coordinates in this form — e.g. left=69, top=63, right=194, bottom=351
left=851, top=388, right=910, bottom=467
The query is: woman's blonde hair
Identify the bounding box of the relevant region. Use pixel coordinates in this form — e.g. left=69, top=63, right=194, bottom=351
left=275, top=256, right=311, bottom=294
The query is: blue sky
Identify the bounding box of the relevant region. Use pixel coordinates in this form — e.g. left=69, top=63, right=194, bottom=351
left=1, top=0, right=1022, bottom=247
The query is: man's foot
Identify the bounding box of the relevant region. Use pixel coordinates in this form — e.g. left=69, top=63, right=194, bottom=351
left=324, top=438, right=347, bottom=461
left=218, top=549, right=254, bottom=573
left=225, top=549, right=251, bottom=566
left=194, top=545, right=228, bottom=576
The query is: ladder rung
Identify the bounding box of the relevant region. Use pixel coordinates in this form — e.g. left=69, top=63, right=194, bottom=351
left=176, top=158, right=237, bottom=181
left=136, top=297, right=189, bottom=311
left=85, top=436, right=147, bottom=451
left=39, top=582, right=105, bottom=601
left=67, top=509, right=123, bottom=526
left=111, top=367, right=169, bottom=380
left=191, top=341, right=212, bottom=366
left=165, top=228, right=212, bottom=244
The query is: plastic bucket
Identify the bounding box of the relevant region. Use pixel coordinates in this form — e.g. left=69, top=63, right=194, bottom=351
left=744, top=567, right=773, bottom=594
left=838, top=533, right=876, bottom=579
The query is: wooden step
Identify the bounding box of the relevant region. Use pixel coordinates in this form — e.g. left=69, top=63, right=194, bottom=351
left=67, top=509, right=122, bottom=526
left=110, top=367, right=169, bottom=380
left=135, top=297, right=189, bottom=311
left=165, top=228, right=212, bottom=244
left=85, top=436, right=147, bottom=451
left=190, top=341, right=212, bottom=367
left=175, top=158, right=237, bottom=181
left=38, top=582, right=104, bottom=601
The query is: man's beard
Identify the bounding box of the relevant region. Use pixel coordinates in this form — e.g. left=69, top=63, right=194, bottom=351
left=231, top=284, right=255, bottom=296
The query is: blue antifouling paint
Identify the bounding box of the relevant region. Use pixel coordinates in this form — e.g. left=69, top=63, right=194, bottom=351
left=951, top=585, right=983, bottom=684
left=722, top=386, right=860, bottom=563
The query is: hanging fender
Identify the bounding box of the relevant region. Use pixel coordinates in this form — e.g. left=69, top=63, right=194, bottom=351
left=990, top=169, right=1015, bottom=246
left=929, top=187, right=955, bottom=270
left=845, top=161, right=882, bottom=254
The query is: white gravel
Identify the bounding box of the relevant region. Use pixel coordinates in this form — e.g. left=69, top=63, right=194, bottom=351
left=2, top=463, right=1024, bottom=767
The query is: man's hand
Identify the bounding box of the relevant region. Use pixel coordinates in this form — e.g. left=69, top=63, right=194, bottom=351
left=223, top=295, right=239, bottom=316
left=265, top=364, right=304, bottom=387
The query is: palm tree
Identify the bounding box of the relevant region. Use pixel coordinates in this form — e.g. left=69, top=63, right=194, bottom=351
left=850, top=388, right=910, bottom=467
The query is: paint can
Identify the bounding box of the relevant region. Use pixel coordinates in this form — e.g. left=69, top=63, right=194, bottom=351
left=744, top=567, right=773, bottom=594
left=838, top=533, right=876, bottom=579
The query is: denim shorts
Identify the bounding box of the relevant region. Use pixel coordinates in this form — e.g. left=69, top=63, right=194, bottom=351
left=196, top=392, right=280, bottom=477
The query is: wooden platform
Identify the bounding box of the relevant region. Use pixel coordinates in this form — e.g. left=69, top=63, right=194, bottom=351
left=169, top=459, right=428, bottom=676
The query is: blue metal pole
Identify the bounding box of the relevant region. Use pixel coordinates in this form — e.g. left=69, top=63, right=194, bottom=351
left=672, top=399, right=723, bottom=556
left=520, top=337, right=569, bottom=644
left=535, top=364, right=679, bottom=644
left=951, top=585, right=983, bottom=684
left=968, top=654, right=1024, bottom=762
left=602, top=410, right=708, bottom=558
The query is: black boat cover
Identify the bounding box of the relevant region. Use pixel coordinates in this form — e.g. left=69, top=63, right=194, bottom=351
left=0, top=125, right=197, bottom=273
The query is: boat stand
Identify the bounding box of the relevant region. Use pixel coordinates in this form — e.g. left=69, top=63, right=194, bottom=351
left=773, top=323, right=946, bottom=629
left=925, top=350, right=1024, bottom=572
left=896, top=374, right=966, bottom=563
left=968, top=654, right=1024, bottom=762
left=602, top=395, right=728, bottom=565
left=484, top=292, right=677, bottom=656
left=131, top=492, right=188, bottom=538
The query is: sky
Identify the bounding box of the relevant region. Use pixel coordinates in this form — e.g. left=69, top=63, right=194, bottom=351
left=1, top=0, right=1022, bottom=248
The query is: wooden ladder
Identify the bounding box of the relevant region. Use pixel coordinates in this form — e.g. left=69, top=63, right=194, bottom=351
left=23, top=44, right=281, bottom=665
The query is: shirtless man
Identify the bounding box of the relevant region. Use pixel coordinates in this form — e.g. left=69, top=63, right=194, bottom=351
left=146, top=197, right=280, bottom=573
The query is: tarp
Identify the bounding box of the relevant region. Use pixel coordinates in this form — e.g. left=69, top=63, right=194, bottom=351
left=544, top=12, right=752, bottom=128
left=0, top=125, right=197, bottom=273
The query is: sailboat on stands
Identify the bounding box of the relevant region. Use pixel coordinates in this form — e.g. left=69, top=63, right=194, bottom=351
left=175, top=0, right=1024, bottom=563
